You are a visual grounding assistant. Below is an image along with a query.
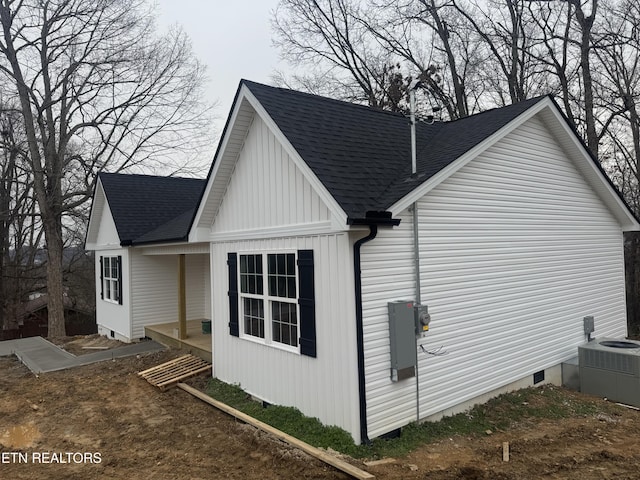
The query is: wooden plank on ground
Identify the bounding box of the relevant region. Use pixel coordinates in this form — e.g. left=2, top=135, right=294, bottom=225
left=138, top=355, right=210, bottom=390
left=177, top=382, right=375, bottom=480
left=156, top=365, right=212, bottom=389
left=138, top=355, right=199, bottom=376
left=364, top=458, right=396, bottom=467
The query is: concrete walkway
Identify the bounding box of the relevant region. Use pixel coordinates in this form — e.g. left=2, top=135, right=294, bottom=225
left=0, top=336, right=165, bottom=373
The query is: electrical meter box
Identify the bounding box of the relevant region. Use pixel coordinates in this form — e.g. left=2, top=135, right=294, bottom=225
left=414, top=304, right=431, bottom=337
left=388, top=301, right=417, bottom=382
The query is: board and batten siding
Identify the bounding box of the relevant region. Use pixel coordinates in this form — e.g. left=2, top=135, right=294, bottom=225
left=95, top=248, right=131, bottom=341
left=211, top=115, right=332, bottom=237
left=94, top=199, right=120, bottom=248
left=211, top=233, right=362, bottom=442
left=360, top=113, right=628, bottom=439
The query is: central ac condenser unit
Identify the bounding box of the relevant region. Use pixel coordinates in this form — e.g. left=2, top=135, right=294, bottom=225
left=579, top=338, right=640, bottom=407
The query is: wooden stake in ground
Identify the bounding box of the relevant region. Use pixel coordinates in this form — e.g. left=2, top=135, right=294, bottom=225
left=503, top=442, right=510, bottom=462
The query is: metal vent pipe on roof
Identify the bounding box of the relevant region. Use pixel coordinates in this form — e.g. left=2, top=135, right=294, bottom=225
left=408, top=81, right=421, bottom=304
left=410, top=86, right=418, bottom=176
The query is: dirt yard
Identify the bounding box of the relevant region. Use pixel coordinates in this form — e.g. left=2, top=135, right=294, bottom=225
left=2, top=338, right=640, bottom=480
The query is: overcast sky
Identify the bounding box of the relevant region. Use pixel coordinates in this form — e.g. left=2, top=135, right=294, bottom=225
left=156, top=0, right=286, bottom=137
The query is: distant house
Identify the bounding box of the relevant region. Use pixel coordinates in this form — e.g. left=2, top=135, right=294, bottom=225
left=85, top=80, right=640, bottom=444
left=1, top=294, right=95, bottom=340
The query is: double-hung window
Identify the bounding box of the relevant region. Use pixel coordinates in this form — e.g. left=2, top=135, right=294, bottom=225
left=239, top=252, right=298, bottom=349
left=228, top=249, right=316, bottom=357
left=101, top=256, right=122, bottom=304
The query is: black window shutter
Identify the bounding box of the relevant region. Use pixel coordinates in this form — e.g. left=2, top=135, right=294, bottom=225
left=117, top=255, right=123, bottom=305
left=297, top=249, right=316, bottom=357
left=99, top=256, right=104, bottom=300
left=227, top=252, right=239, bottom=337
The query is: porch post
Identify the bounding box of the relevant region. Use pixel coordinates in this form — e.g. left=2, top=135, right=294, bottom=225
left=178, top=254, right=187, bottom=339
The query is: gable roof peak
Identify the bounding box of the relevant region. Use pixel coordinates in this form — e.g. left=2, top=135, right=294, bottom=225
left=98, top=172, right=206, bottom=246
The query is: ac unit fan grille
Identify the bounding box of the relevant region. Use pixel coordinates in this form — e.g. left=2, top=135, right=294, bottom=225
left=582, top=349, right=638, bottom=376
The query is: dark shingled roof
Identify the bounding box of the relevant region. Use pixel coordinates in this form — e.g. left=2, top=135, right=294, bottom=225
left=99, top=172, right=206, bottom=245
left=243, top=80, right=547, bottom=220
left=98, top=83, right=550, bottom=245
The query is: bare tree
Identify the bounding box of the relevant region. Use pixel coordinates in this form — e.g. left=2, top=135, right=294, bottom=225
left=0, top=106, right=18, bottom=330
left=450, top=0, right=545, bottom=106
left=0, top=102, right=42, bottom=333
left=595, top=0, right=640, bottom=191
left=273, top=0, right=413, bottom=109
left=360, top=0, right=472, bottom=118
left=0, top=0, right=213, bottom=337
left=569, top=0, right=600, bottom=156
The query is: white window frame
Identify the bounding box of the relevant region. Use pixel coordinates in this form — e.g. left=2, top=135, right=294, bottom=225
left=238, top=250, right=300, bottom=354
left=102, top=256, right=121, bottom=304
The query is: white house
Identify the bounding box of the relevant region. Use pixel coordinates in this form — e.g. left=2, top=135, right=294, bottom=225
left=85, top=80, right=640, bottom=444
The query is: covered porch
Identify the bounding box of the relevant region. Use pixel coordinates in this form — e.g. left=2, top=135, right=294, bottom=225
left=137, top=244, right=212, bottom=362
left=144, top=319, right=212, bottom=363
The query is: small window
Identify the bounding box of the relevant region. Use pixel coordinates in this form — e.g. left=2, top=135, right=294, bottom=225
left=102, top=256, right=121, bottom=304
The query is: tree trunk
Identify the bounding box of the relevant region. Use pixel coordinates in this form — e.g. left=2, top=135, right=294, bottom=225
left=626, top=233, right=640, bottom=337
left=43, top=215, right=66, bottom=338
left=570, top=0, right=598, bottom=157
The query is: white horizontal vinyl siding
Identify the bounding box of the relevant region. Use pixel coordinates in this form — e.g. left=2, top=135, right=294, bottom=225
left=130, top=252, right=211, bottom=338
left=211, top=233, right=361, bottom=442
left=186, top=254, right=210, bottom=320
left=211, top=115, right=332, bottom=235
left=358, top=212, right=417, bottom=438
left=130, top=252, right=178, bottom=339
left=416, top=114, right=627, bottom=418
left=360, top=113, right=628, bottom=438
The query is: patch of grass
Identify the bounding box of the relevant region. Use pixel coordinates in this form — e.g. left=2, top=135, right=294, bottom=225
left=205, top=380, right=614, bottom=459
left=206, top=379, right=363, bottom=456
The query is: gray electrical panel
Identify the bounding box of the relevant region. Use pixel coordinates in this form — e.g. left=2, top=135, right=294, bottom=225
left=388, top=301, right=417, bottom=382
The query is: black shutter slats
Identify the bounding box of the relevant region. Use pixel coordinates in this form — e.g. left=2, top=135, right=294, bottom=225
left=117, top=255, right=123, bottom=305
left=99, top=256, right=104, bottom=300
left=297, top=249, right=316, bottom=357
left=228, top=252, right=239, bottom=337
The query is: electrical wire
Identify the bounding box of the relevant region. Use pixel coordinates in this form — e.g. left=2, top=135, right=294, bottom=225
left=420, top=344, right=448, bottom=356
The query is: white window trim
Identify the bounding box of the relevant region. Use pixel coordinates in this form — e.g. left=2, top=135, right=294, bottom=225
left=238, top=250, right=300, bottom=354
left=102, top=255, right=121, bottom=304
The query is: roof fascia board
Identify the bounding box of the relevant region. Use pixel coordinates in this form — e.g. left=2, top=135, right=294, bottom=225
left=140, top=242, right=211, bottom=256
left=209, top=220, right=341, bottom=243
left=242, top=86, right=349, bottom=226
left=190, top=86, right=248, bottom=240
left=390, top=98, right=554, bottom=215
left=85, top=179, right=106, bottom=249
left=85, top=179, right=123, bottom=250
